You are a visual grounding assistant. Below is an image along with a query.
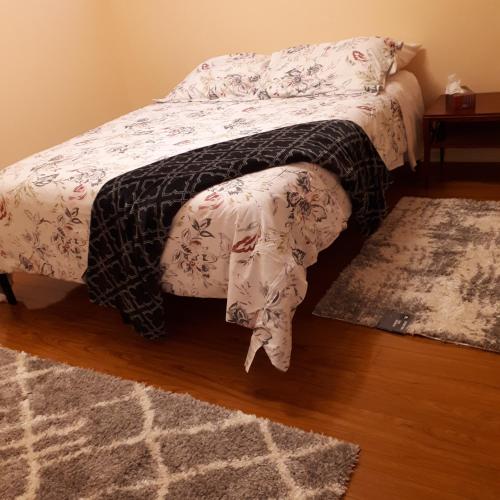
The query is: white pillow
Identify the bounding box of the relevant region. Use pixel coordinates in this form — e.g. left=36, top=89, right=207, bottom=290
left=389, top=40, right=421, bottom=74
left=264, top=36, right=401, bottom=98
left=165, top=53, right=270, bottom=101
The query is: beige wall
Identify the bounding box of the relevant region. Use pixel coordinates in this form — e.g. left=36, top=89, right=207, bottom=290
left=0, top=0, right=125, bottom=168
left=108, top=0, right=500, bottom=109
left=2, top=0, right=499, bottom=168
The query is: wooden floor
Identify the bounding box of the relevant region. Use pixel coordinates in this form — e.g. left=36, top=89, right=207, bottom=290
left=1, top=165, right=499, bottom=499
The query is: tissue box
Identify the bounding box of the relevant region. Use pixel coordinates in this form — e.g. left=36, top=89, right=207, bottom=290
left=446, top=87, right=476, bottom=113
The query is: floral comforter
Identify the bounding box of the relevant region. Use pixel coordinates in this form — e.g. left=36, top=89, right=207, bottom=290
left=0, top=89, right=408, bottom=370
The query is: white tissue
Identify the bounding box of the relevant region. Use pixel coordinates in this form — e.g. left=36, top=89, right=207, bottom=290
left=446, top=74, right=465, bottom=94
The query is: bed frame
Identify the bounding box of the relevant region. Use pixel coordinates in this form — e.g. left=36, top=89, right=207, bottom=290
left=0, top=274, right=17, bottom=305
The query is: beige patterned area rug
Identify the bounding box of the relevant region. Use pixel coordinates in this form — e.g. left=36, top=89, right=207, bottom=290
left=0, top=347, right=359, bottom=499
left=315, top=197, right=499, bottom=352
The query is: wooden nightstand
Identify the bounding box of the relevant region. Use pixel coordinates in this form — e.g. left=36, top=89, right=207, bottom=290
left=422, top=92, right=500, bottom=184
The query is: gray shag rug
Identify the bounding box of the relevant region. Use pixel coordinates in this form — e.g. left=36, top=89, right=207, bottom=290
left=0, top=347, right=359, bottom=499
left=315, top=197, right=499, bottom=353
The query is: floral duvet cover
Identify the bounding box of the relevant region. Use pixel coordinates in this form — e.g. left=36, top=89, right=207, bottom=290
left=0, top=89, right=407, bottom=370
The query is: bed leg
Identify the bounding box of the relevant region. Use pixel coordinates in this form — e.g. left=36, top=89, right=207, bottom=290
left=0, top=274, right=17, bottom=305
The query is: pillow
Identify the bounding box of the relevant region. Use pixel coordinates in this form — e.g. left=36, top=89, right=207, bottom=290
left=388, top=40, right=421, bottom=74
left=264, top=36, right=400, bottom=98
left=165, top=53, right=270, bottom=101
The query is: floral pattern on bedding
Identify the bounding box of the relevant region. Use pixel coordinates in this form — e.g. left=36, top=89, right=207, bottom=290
left=165, top=53, right=271, bottom=101
left=0, top=91, right=405, bottom=370
left=264, top=37, right=399, bottom=98
left=162, top=163, right=351, bottom=370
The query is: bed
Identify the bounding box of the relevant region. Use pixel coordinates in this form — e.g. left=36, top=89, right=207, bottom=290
left=0, top=38, right=424, bottom=371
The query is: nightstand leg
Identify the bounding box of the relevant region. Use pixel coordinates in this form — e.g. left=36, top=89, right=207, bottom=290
left=422, top=118, right=432, bottom=189
left=0, top=273, right=17, bottom=305
left=439, top=147, right=445, bottom=180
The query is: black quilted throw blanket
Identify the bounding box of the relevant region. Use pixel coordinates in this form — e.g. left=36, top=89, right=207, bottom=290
left=84, top=119, right=389, bottom=338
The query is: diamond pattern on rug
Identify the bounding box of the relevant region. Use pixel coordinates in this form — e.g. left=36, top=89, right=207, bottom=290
left=0, top=347, right=359, bottom=499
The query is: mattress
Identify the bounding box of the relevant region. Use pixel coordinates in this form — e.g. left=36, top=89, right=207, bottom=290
left=0, top=71, right=423, bottom=370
